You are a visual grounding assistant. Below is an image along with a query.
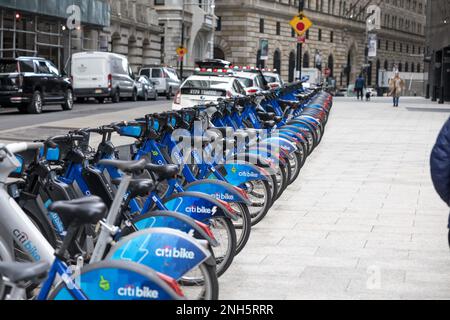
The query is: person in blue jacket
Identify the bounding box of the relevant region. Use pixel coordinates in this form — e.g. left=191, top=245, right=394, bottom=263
left=354, top=75, right=366, bottom=101
left=430, top=117, right=450, bottom=247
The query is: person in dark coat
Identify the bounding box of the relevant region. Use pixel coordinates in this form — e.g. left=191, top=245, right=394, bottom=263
left=354, top=75, right=366, bottom=101
left=430, top=117, right=450, bottom=247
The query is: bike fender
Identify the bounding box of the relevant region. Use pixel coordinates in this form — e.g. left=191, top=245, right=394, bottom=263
left=184, top=180, right=251, bottom=205
left=132, top=210, right=219, bottom=247
left=107, top=228, right=210, bottom=281
left=209, top=162, right=269, bottom=185
left=262, top=137, right=297, bottom=154
left=164, top=191, right=238, bottom=222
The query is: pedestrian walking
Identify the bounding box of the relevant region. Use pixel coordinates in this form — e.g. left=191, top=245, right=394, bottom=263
left=354, top=74, right=366, bottom=101
left=430, top=117, right=450, bottom=247
left=388, top=72, right=405, bottom=107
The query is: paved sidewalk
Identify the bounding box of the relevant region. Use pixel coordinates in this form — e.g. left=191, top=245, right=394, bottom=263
left=220, top=97, right=450, bottom=300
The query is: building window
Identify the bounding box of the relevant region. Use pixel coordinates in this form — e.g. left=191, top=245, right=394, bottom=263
left=154, top=0, right=165, bottom=5
left=318, top=29, right=322, bottom=41
left=276, top=22, right=281, bottom=36
left=330, top=31, right=334, bottom=43
left=216, top=16, right=222, bottom=31
left=260, top=19, right=265, bottom=33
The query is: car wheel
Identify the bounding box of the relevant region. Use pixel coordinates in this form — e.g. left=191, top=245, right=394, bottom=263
left=151, top=91, right=157, bottom=101
left=112, top=89, right=120, bottom=103
left=97, top=97, right=105, bottom=104
left=27, top=91, right=43, bottom=114
left=143, top=91, right=148, bottom=101
left=62, top=89, right=74, bottom=111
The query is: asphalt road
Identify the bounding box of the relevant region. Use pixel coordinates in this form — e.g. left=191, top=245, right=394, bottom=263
left=0, top=97, right=172, bottom=132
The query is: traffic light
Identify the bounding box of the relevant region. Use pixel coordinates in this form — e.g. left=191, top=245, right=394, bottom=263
left=15, top=12, right=21, bottom=20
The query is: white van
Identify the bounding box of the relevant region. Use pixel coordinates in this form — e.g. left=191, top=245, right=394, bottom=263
left=138, top=66, right=180, bottom=99
left=72, top=51, right=138, bottom=103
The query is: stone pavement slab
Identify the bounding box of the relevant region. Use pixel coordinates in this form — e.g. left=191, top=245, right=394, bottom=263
left=220, top=97, right=450, bottom=300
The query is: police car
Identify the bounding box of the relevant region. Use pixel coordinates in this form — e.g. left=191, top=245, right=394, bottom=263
left=262, top=69, right=284, bottom=89
left=231, top=66, right=267, bottom=95
left=172, top=68, right=246, bottom=110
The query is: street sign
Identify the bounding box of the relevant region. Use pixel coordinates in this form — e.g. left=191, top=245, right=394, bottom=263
left=290, top=12, right=313, bottom=36
left=297, top=36, right=306, bottom=44
left=176, top=47, right=188, bottom=58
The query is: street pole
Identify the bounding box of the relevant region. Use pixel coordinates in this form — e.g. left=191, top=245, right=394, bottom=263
left=180, top=0, right=185, bottom=81
left=296, top=0, right=305, bottom=81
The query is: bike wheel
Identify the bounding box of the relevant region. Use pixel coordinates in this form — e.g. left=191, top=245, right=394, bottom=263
left=209, top=217, right=236, bottom=278
left=179, top=262, right=219, bottom=300
left=229, top=202, right=252, bottom=255
left=245, top=179, right=272, bottom=226
left=287, top=151, right=303, bottom=185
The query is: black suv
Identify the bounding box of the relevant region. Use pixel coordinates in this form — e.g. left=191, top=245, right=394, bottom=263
left=0, top=57, right=73, bottom=114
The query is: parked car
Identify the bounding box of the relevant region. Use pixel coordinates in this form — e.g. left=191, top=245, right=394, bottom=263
left=0, top=56, right=73, bottom=114
left=263, top=70, right=284, bottom=89
left=72, top=51, right=138, bottom=104
left=233, top=70, right=266, bottom=95
left=173, top=69, right=246, bottom=110
left=138, top=66, right=180, bottom=99
left=136, top=75, right=157, bottom=101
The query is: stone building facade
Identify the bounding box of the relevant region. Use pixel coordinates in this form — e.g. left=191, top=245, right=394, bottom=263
left=155, top=0, right=216, bottom=70
left=425, top=0, right=450, bottom=102
left=214, top=0, right=426, bottom=90
left=108, top=0, right=163, bottom=72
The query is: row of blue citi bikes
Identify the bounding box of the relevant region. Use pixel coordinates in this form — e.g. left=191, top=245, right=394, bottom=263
left=0, top=81, right=332, bottom=300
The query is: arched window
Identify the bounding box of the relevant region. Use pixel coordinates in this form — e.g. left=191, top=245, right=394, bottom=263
left=411, top=63, right=415, bottom=73
left=398, top=63, right=403, bottom=72
left=327, top=54, right=334, bottom=77
left=417, top=63, right=421, bottom=73
left=288, top=51, right=296, bottom=82
left=214, top=47, right=225, bottom=60
left=273, top=50, right=281, bottom=74
left=405, top=62, right=409, bottom=72
left=384, top=60, right=388, bottom=70
left=303, top=52, right=310, bottom=68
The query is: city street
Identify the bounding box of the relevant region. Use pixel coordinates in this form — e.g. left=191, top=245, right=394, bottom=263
left=0, top=99, right=172, bottom=144
left=217, top=97, right=450, bottom=300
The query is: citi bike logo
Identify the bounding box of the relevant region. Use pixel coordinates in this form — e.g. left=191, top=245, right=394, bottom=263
left=185, top=205, right=217, bottom=215
left=212, top=192, right=235, bottom=201
left=238, top=171, right=259, bottom=178
left=118, top=284, right=159, bottom=299
left=99, top=276, right=111, bottom=291
left=13, top=229, right=41, bottom=261
left=155, top=246, right=195, bottom=259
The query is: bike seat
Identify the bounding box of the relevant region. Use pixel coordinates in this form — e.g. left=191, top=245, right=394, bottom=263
left=112, top=179, right=156, bottom=197
left=49, top=196, right=107, bottom=226
left=262, top=121, right=276, bottom=129
left=98, top=159, right=147, bottom=174
left=0, top=261, right=49, bottom=284
left=278, top=99, right=300, bottom=109
left=257, top=112, right=276, bottom=121
left=177, top=135, right=213, bottom=146
left=145, top=164, right=179, bottom=182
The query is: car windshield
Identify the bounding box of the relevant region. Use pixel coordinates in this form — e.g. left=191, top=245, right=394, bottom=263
left=139, top=76, right=149, bottom=84
left=0, top=61, right=18, bottom=73
left=166, top=69, right=180, bottom=81
left=236, top=77, right=254, bottom=88
left=264, top=75, right=278, bottom=83
left=182, top=80, right=229, bottom=90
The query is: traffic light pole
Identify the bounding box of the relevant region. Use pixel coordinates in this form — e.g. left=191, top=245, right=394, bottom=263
left=180, top=1, right=185, bottom=81
left=296, top=0, right=305, bottom=81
